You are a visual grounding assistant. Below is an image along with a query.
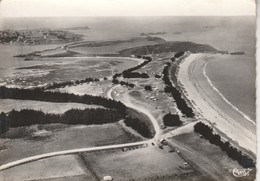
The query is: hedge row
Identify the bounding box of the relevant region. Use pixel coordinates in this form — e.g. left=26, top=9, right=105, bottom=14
left=194, top=122, right=255, bottom=168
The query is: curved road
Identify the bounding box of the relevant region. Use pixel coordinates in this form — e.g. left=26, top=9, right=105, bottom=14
left=107, top=85, right=162, bottom=138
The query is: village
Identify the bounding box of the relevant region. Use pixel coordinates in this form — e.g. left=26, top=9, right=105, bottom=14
left=0, top=29, right=83, bottom=45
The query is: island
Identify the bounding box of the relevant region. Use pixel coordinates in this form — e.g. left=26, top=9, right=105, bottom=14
left=140, top=32, right=167, bottom=36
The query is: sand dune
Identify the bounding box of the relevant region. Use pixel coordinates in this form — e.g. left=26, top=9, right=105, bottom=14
left=177, top=53, right=256, bottom=154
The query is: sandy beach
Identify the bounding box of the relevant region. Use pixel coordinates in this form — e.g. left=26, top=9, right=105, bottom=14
left=177, top=53, right=256, bottom=154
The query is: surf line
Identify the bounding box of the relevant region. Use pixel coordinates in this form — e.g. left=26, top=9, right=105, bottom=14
left=202, top=61, right=255, bottom=126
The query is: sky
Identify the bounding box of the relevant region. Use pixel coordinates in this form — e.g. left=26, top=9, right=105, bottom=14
left=0, top=0, right=256, bottom=17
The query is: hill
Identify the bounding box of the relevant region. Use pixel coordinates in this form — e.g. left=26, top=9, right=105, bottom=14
left=118, top=41, right=218, bottom=56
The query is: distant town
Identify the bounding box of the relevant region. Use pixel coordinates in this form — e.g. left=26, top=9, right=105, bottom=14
left=0, top=29, right=84, bottom=45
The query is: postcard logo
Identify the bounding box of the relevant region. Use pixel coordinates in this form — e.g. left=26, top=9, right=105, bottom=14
left=229, top=168, right=252, bottom=177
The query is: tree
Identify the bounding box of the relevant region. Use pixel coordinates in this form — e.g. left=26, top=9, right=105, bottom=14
left=144, top=85, right=152, bottom=91
left=0, top=112, right=8, bottom=134
left=163, top=113, right=182, bottom=127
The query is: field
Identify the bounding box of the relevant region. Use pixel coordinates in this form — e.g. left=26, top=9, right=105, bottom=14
left=57, top=79, right=113, bottom=97
left=80, top=145, right=200, bottom=181
left=0, top=99, right=104, bottom=114
left=69, top=38, right=159, bottom=55
left=1, top=57, right=140, bottom=88
left=168, top=132, right=256, bottom=181
left=0, top=123, right=142, bottom=165
left=0, top=155, right=92, bottom=181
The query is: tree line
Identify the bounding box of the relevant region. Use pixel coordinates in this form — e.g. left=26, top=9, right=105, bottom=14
left=194, top=122, right=255, bottom=168
left=0, top=108, right=124, bottom=134
left=174, top=51, right=185, bottom=58
left=112, top=79, right=135, bottom=88
left=162, top=64, right=194, bottom=117
left=112, top=56, right=152, bottom=88
left=44, top=77, right=100, bottom=90
left=122, top=56, right=152, bottom=74
left=122, top=72, right=149, bottom=79
left=0, top=108, right=155, bottom=139
left=124, top=116, right=154, bottom=138
left=0, top=86, right=126, bottom=115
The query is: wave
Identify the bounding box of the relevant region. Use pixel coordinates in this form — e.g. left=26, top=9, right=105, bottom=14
left=203, top=61, right=255, bottom=125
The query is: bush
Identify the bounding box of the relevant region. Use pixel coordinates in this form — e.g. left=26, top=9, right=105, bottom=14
left=144, top=85, right=152, bottom=91
left=155, top=74, right=161, bottom=78
left=174, top=51, right=185, bottom=58
left=163, top=113, right=182, bottom=127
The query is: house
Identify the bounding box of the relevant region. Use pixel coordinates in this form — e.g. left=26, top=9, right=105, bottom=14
left=103, top=176, right=113, bottom=181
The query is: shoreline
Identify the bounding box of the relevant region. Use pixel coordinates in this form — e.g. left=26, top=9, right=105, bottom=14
left=177, top=53, right=256, bottom=154
left=203, top=61, right=255, bottom=125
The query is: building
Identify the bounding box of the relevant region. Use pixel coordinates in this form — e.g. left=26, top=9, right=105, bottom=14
left=103, top=176, right=113, bottom=181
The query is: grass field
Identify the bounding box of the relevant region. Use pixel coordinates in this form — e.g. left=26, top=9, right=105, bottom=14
left=1, top=57, right=140, bottom=88
left=0, top=99, right=104, bottom=114
left=69, top=38, right=158, bottom=55
left=0, top=123, right=142, bottom=165
left=169, top=132, right=256, bottom=181
left=57, top=80, right=111, bottom=97
left=0, top=155, right=93, bottom=181
left=80, top=146, right=199, bottom=181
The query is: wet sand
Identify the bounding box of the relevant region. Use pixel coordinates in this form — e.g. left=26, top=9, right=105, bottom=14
left=177, top=53, right=256, bottom=154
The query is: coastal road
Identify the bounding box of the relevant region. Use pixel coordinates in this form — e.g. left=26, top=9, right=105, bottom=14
left=177, top=53, right=256, bottom=154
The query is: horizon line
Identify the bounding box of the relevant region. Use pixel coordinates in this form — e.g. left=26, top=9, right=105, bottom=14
left=1, top=15, right=256, bottom=18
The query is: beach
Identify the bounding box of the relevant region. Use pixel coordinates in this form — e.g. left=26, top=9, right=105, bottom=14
left=177, top=53, right=256, bottom=154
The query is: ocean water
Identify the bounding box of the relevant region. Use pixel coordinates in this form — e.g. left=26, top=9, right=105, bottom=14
left=0, top=16, right=255, bottom=119
left=206, top=55, right=255, bottom=121
left=0, top=16, right=255, bottom=52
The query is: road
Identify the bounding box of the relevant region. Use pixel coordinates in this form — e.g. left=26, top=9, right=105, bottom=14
left=107, top=84, right=162, bottom=138
left=0, top=140, right=151, bottom=171
left=167, top=139, right=236, bottom=181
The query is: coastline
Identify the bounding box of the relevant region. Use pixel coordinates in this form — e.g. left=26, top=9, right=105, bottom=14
left=203, top=62, right=255, bottom=125
left=205, top=55, right=255, bottom=121
left=177, top=53, right=256, bottom=154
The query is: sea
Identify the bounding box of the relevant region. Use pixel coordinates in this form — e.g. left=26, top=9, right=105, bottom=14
left=0, top=16, right=256, bottom=120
